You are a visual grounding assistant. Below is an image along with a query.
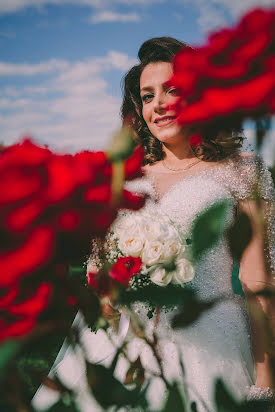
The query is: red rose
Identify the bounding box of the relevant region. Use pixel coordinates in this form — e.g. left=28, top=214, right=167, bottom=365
left=0, top=225, right=54, bottom=287
left=87, top=270, right=113, bottom=296
left=168, top=8, right=275, bottom=127
left=189, top=134, right=203, bottom=147
left=0, top=136, right=144, bottom=341
left=124, top=146, right=144, bottom=180
left=109, top=256, right=142, bottom=287
left=0, top=282, right=52, bottom=341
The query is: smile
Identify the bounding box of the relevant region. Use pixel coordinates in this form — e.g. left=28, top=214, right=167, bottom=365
left=154, top=116, right=177, bottom=127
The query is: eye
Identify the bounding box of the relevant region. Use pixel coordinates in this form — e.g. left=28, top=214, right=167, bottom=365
left=141, top=93, right=154, bottom=103
left=168, top=88, right=180, bottom=96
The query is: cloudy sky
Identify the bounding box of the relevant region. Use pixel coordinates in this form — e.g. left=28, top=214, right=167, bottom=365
left=0, top=0, right=274, bottom=163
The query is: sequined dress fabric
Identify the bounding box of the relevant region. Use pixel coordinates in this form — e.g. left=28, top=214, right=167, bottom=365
left=112, top=153, right=275, bottom=412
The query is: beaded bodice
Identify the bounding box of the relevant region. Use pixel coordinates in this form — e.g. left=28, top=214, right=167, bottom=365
left=125, top=153, right=275, bottom=299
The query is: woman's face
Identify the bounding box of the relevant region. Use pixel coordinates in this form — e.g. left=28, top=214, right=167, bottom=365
left=140, top=61, right=185, bottom=145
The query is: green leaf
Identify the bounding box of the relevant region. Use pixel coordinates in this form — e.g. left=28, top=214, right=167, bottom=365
left=0, top=340, right=21, bottom=375
left=0, top=399, right=17, bottom=412
left=107, top=126, right=136, bottom=162
left=214, top=379, right=241, bottom=412
left=231, top=260, right=244, bottom=297
left=121, top=284, right=195, bottom=308
left=68, top=265, right=86, bottom=279
left=172, top=299, right=216, bottom=329
left=227, top=212, right=252, bottom=263
left=162, top=382, right=186, bottom=412
left=191, top=200, right=230, bottom=261
left=243, top=399, right=274, bottom=412
left=86, top=361, right=148, bottom=409
left=45, top=399, right=80, bottom=411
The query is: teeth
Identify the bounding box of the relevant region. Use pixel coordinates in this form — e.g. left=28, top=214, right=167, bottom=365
left=155, top=117, right=174, bottom=123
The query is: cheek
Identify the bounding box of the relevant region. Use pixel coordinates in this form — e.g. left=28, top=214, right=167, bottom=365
left=142, top=106, right=147, bottom=123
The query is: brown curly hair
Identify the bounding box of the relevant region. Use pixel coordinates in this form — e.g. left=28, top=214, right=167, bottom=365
left=121, top=37, right=244, bottom=164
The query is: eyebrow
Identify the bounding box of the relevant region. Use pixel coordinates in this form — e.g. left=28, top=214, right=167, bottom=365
left=140, top=86, right=153, bottom=93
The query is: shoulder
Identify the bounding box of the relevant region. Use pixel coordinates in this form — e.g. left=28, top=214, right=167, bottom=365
left=227, top=151, right=274, bottom=200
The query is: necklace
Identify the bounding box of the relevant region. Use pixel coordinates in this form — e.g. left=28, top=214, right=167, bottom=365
left=162, top=158, right=202, bottom=172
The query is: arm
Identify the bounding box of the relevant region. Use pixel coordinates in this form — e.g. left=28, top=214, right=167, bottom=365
left=238, top=198, right=275, bottom=390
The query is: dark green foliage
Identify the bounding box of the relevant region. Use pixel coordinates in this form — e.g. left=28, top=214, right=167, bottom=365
left=191, top=201, right=230, bottom=261
left=86, top=361, right=148, bottom=410
left=215, top=379, right=241, bottom=411
left=0, top=340, right=21, bottom=376
left=214, top=379, right=274, bottom=412
left=0, top=399, right=18, bottom=412
left=121, top=283, right=194, bottom=308
left=231, top=260, right=244, bottom=297
left=172, top=298, right=216, bottom=329
left=227, top=212, right=252, bottom=263
left=45, top=399, right=80, bottom=412
left=68, top=265, right=86, bottom=280
left=162, top=383, right=186, bottom=412
left=16, top=331, right=67, bottom=397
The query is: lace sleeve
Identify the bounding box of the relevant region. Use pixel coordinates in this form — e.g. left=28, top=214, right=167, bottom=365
left=232, top=154, right=275, bottom=277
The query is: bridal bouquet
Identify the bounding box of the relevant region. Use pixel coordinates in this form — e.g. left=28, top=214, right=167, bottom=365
left=87, top=207, right=195, bottom=297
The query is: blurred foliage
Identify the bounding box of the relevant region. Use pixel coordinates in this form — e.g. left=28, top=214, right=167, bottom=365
left=191, top=200, right=230, bottom=261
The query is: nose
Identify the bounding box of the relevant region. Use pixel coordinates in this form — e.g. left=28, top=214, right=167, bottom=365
left=153, top=92, right=169, bottom=113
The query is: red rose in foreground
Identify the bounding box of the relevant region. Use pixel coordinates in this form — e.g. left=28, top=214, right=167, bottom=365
left=0, top=135, right=144, bottom=341
left=0, top=282, right=52, bottom=341
left=168, top=8, right=275, bottom=127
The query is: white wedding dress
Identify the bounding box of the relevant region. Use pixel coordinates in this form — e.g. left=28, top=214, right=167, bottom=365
left=32, top=153, right=275, bottom=412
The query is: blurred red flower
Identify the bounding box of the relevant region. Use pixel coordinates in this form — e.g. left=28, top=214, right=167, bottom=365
left=168, top=8, right=275, bottom=127
left=0, top=137, right=144, bottom=341
left=0, top=282, right=52, bottom=341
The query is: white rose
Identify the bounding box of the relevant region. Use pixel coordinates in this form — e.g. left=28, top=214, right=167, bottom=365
left=150, top=266, right=173, bottom=287
left=140, top=218, right=164, bottom=241
left=162, top=239, right=183, bottom=261
left=118, top=235, right=144, bottom=257
left=171, top=257, right=195, bottom=285
left=113, top=214, right=142, bottom=239
left=142, top=240, right=165, bottom=266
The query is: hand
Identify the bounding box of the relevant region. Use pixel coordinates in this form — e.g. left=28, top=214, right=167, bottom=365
left=100, top=297, right=121, bottom=333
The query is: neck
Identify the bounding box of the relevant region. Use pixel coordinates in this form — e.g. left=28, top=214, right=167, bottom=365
left=162, top=141, right=194, bottom=163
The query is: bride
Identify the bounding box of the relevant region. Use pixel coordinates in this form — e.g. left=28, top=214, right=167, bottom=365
left=33, top=37, right=275, bottom=412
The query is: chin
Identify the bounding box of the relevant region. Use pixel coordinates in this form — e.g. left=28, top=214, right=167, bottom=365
left=151, top=125, right=187, bottom=144
left=154, top=131, right=186, bottom=145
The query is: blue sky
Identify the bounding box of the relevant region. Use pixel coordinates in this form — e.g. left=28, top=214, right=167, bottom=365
left=0, top=0, right=274, bottom=164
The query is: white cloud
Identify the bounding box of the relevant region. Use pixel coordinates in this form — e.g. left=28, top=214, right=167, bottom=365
left=0, top=51, right=136, bottom=151
left=90, top=10, right=140, bottom=23
left=180, top=0, right=275, bottom=32
left=0, top=0, right=101, bottom=15
left=0, top=0, right=163, bottom=16
left=0, top=59, right=69, bottom=76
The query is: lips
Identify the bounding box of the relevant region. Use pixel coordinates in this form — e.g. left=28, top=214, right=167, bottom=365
left=154, top=116, right=177, bottom=127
